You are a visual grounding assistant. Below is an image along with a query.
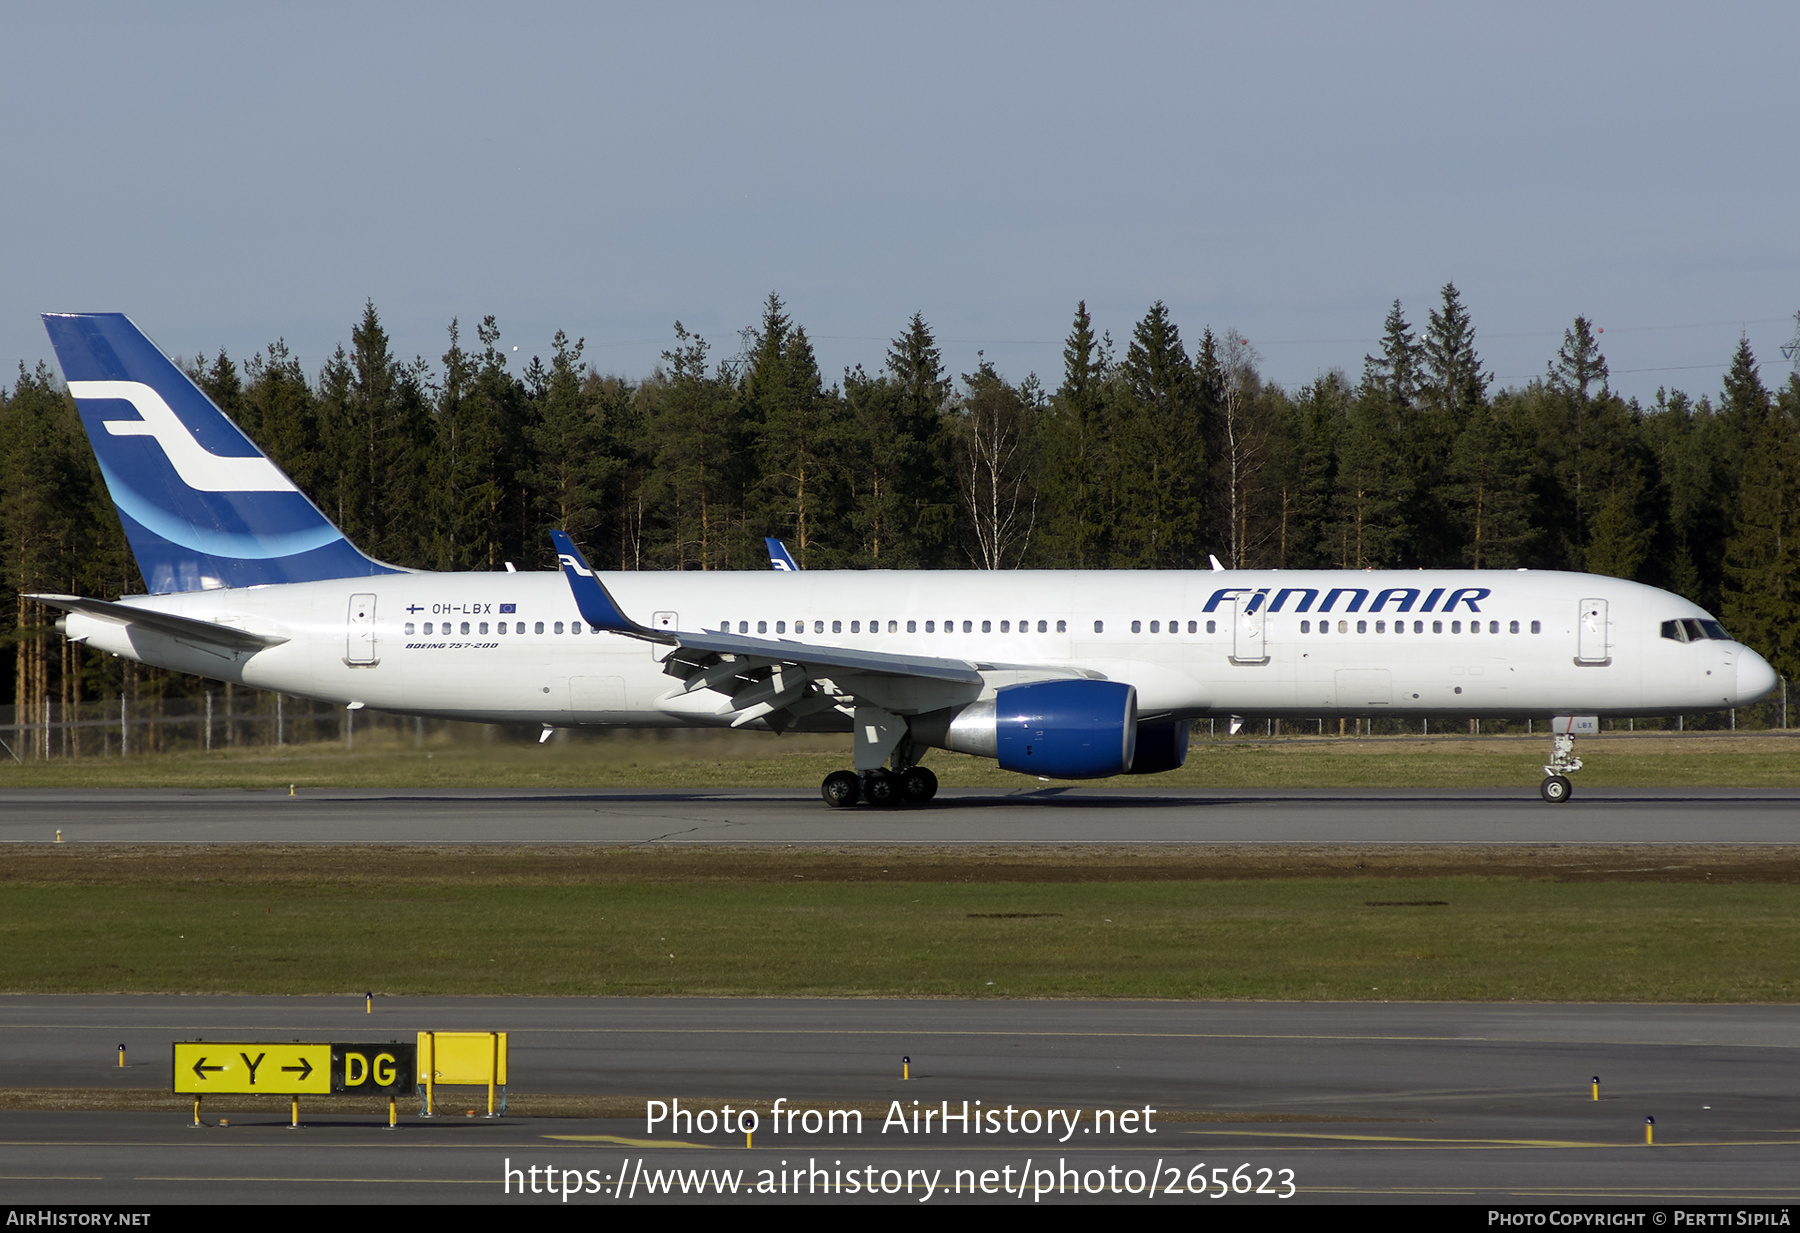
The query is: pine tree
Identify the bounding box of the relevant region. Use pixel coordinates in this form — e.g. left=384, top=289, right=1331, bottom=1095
left=1038, top=301, right=1110, bottom=567
left=1113, top=302, right=1202, bottom=567
left=1420, top=282, right=1490, bottom=420
left=1721, top=370, right=1800, bottom=679
left=1361, top=300, right=1421, bottom=407
left=1444, top=401, right=1535, bottom=568
left=745, top=295, right=844, bottom=566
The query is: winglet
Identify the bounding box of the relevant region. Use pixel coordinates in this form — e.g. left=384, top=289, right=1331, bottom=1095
left=1209, top=554, right=1225, bottom=572
left=765, top=537, right=799, bottom=572
left=549, top=530, right=674, bottom=643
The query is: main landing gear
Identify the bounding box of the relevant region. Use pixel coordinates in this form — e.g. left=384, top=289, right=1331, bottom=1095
left=820, top=765, right=938, bottom=808
left=821, top=703, right=941, bottom=808
left=1540, top=731, right=1583, bottom=804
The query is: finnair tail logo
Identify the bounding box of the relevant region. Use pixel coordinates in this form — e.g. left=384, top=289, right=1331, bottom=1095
left=557, top=553, right=595, bottom=577
left=69, top=381, right=296, bottom=494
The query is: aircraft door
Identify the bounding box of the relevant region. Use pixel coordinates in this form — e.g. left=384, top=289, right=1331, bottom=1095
left=1231, top=593, right=1268, bottom=665
left=1576, top=598, right=1610, bottom=664
left=346, top=593, right=379, bottom=666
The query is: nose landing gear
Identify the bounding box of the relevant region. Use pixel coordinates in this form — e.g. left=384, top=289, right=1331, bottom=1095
left=1540, top=731, right=1584, bottom=803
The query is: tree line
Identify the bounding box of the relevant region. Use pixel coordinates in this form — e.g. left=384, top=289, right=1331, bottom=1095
left=5, top=286, right=1797, bottom=726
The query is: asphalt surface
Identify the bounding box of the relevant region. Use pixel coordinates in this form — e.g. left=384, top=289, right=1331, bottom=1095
left=1, top=997, right=1797, bottom=1205
left=2, top=786, right=1798, bottom=845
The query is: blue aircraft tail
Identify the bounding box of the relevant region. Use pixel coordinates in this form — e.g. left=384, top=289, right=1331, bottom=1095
left=764, top=537, right=799, bottom=571
left=41, top=313, right=399, bottom=593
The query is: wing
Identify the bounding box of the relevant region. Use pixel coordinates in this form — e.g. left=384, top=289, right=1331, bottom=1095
left=547, top=531, right=1088, bottom=730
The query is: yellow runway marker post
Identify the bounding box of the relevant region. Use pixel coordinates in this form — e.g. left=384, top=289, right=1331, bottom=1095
left=1592, top=1075, right=1600, bottom=1101
left=1645, top=1117, right=1654, bottom=1145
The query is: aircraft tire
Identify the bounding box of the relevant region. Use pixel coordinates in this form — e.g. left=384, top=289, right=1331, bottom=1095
left=1540, top=775, right=1572, bottom=804
left=900, top=766, right=939, bottom=803
left=821, top=770, right=861, bottom=808
left=862, top=771, right=901, bottom=808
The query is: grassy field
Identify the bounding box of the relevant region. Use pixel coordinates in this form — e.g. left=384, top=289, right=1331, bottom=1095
left=5, top=846, right=1797, bottom=1002
left=1, top=728, right=1797, bottom=790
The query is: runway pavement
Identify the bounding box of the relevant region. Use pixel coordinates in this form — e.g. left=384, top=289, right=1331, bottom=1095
left=1, top=785, right=1797, bottom=845
left=1, top=997, right=1797, bottom=1205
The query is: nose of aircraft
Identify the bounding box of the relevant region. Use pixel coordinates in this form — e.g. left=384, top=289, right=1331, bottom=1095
left=1736, top=647, right=1779, bottom=704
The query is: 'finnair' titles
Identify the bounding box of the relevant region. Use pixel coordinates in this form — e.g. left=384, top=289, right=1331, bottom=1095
left=32, top=313, right=1777, bottom=807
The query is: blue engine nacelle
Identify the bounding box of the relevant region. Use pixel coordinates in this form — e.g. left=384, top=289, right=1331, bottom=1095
left=1126, top=718, right=1190, bottom=775
left=992, top=679, right=1138, bottom=779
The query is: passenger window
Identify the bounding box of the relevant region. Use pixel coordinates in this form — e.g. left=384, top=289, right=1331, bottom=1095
left=1000, top=620, right=1010, bottom=633
left=571, top=622, right=581, bottom=635
left=1206, top=620, right=1216, bottom=634
left=1300, top=620, right=1311, bottom=634
left=553, top=621, right=563, bottom=635
left=832, top=620, right=842, bottom=633
left=851, top=621, right=861, bottom=633
left=535, top=621, right=545, bottom=634
left=1413, top=621, right=1423, bottom=633
left=815, top=620, right=824, bottom=634
left=1510, top=620, right=1520, bottom=634
left=1337, top=620, right=1348, bottom=633
left=926, top=620, right=935, bottom=633
left=758, top=620, right=768, bottom=634
left=1451, top=621, right=1462, bottom=634
left=1319, top=621, right=1329, bottom=634
left=889, top=620, right=898, bottom=633
left=1489, top=621, right=1499, bottom=634
left=1375, top=620, right=1385, bottom=633
left=963, top=620, right=973, bottom=633
left=1148, top=620, right=1158, bottom=633
left=1093, top=620, right=1104, bottom=633
left=1038, top=620, right=1047, bottom=633
left=776, top=621, right=786, bottom=634
left=461, top=621, right=472, bottom=635
left=518, top=623, right=526, bottom=635
left=739, top=621, right=749, bottom=634
left=479, top=622, right=489, bottom=635
left=1356, top=620, right=1367, bottom=634
left=1187, top=620, right=1197, bottom=634
left=1131, top=620, right=1142, bottom=633
left=907, top=620, right=916, bottom=633
left=405, top=622, right=416, bottom=635
left=1432, top=621, right=1443, bottom=633
left=1056, top=620, right=1066, bottom=633
left=1530, top=620, right=1541, bottom=634
left=981, top=620, right=992, bottom=633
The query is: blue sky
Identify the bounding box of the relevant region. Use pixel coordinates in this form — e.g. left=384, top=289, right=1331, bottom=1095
left=4, top=2, right=1796, bottom=403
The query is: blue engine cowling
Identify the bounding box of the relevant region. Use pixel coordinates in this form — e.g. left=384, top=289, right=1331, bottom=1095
left=1126, top=718, right=1190, bottom=775
left=993, top=679, right=1138, bottom=779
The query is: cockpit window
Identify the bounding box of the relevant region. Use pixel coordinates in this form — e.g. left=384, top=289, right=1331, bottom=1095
left=1663, top=618, right=1733, bottom=643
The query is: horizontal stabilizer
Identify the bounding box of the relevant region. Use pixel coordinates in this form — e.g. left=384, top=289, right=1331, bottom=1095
left=28, top=593, right=288, bottom=653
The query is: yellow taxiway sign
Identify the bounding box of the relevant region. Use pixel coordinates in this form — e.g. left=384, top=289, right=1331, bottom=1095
left=172, top=1042, right=331, bottom=1095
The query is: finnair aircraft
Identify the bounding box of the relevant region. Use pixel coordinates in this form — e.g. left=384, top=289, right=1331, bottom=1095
left=34, top=313, right=1777, bottom=807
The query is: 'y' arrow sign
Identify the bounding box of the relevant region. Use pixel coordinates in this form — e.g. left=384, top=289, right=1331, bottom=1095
left=191, top=1057, right=223, bottom=1080
left=281, top=1058, right=314, bottom=1081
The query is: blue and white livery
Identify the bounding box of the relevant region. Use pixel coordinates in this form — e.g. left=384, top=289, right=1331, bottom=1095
left=33, top=313, right=1779, bottom=807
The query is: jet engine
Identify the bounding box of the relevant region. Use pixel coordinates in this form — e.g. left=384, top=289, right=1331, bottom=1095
left=917, top=679, right=1138, bottom=779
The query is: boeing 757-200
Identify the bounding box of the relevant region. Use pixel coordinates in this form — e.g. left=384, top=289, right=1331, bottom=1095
left=31, top=313, right=1778, bottom=806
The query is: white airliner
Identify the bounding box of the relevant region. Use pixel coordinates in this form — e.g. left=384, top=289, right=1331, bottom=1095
left=32, top=313, right=1778, bottom=806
